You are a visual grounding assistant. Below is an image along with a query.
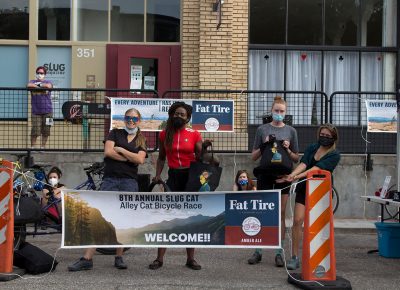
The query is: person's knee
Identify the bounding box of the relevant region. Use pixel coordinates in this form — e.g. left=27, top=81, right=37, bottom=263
left=293, top=216, right=304, bottom=227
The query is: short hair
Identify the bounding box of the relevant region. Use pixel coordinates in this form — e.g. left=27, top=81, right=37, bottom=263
left=36, top=66, right=47, bottom=74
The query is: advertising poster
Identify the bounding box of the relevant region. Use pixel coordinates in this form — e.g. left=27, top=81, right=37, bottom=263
left=365, top=100, right=397, bottom=133
left=110, top=98, right=234, bottom=132
left=37, top=47, right=71, bottom=119
left=61, top=190, right=280, bottom=248
left=130, top=65, right=142, bottom=90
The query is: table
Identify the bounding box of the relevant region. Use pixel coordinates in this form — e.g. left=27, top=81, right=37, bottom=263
left=360, top=196, right=400, bottom=255
left=360, top=196, right=400, bottom=222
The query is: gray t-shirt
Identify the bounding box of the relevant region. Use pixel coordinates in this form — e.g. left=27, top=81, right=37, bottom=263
left=252, top=123, right=299, bottom=153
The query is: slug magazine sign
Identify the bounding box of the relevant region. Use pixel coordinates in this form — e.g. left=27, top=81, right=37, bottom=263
left=365, top=100, right=397, bottom=133
left=110, top=98, right=234, bottom=132
left=61, top=190, right=280, bottom=248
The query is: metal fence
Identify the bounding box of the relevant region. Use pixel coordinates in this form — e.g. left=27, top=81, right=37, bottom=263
left=0, top=88, right=396, bottom=154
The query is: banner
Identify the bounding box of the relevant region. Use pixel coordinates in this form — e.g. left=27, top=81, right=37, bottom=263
left=110, top=98, right=234, bottom=132
left=61, top=190, right=280, bottom=249
left=365, top=100, right=397, bottom=133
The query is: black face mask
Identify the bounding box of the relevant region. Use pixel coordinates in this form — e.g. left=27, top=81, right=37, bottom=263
left=318, top=136, right=335, bottom=147
left=172, top=117, right=186, bottom=129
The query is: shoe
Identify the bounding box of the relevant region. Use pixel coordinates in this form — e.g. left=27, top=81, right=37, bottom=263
left=186, top=259, right=201, bottom=270
left=275, top=252, right=284, bottom=267
left=248, top=252, right=262, bottom=264
left=114, top=256, right=127, bottom=269
left=68, top=257, right=93, bottom=271
left=287, top=256, right=300, bottom=270
left=149, top=259, right=163, bottom=270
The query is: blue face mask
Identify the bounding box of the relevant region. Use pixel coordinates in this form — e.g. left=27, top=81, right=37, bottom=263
left=272, top=113, right=285, bottom=122
left=238, top=179, right=248, bottom=186
left=124, top=126, right=138, bottom=135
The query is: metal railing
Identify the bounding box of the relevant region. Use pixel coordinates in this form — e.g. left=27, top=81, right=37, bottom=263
left=0, top=87, right=396, bottom=154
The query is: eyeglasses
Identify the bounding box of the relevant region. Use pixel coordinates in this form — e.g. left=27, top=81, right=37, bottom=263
left=36, top=72, right=45, bottom=75
left=124, top=116, right=140, bottom=123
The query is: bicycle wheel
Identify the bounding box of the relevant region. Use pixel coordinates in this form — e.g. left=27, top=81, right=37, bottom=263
left=332, top=186, right=339, bottom=215
left=14, top=224, right=27, bottom=250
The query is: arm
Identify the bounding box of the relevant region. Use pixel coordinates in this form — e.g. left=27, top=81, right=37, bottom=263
left=27, top=81, right=39, bottom=88
left=233, top=184, right=239, bottom=191
left=40, top=81, right=53, bottom=89
left=114, top=147, right=146, bottom=164
left=195, top=140, right=203, bottom=161
left=104, top=140, right=128, bottom=162
left=154, top=144, right=166, bottom=181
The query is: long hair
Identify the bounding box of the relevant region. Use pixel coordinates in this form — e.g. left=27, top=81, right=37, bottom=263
left=125, top=108, right=147, bottom=150
left=235, top=170, right=256, bottom=191
left=164, top=102, right=193, bottom=150
left=271, top=95, right=287, bottom=111
left=317, top=123, right=339, bottom=153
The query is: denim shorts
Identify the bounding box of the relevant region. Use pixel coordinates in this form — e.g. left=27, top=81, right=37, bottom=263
left=100, top=177, right=138, bottom=192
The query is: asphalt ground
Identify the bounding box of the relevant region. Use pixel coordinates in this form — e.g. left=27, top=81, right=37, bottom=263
left=1, top=227, right=400, bottom=290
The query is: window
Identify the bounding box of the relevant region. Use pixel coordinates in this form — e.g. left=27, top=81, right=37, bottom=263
left=111, top=0, right=144, bottom=42
left=0, top=0, right=29, bottom=40
left=288, top=0, right=323, bottom=45
left=146, top=0, right=180, bottom=42
left=74, top=0, right=108, bottom=41
left=0, top=46, right=28, bottom=119
left=249, top=0, right=285, bottom=44
left=38, top=0, right=71, bottom=40
left=325, top=0, right=358, bottom=46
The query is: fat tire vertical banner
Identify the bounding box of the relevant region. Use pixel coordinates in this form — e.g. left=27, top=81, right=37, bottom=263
left=62, top=190, right=280, bottom=248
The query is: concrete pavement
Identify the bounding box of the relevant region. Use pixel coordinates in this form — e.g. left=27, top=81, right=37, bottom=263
left=2, top=219, right=400, bottom=289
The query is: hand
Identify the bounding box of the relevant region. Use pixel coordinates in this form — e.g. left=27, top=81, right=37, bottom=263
left=282, top=140, right=290, bottom=149
left=276, top=175, right=294, bottom=183
left=114, top=146, right=124, bottom=154
left=152, top=175, right=161, bottom=183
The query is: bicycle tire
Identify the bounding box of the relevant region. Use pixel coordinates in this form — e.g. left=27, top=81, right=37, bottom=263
left=14, top=224, right=27, bottom=250
left=332, top=186, right=339, bottom=215
left=95, top=248, right=130, bottom=255
left=148, top=180, right=171, bottom=192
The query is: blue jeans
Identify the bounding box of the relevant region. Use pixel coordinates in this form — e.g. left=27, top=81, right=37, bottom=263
left=100, top=177, right=139, bottom=192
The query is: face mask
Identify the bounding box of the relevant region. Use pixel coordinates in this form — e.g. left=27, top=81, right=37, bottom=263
left=36, top=73, right=45, bottom=80
left=124, top=126, right=138, bottom=135
left=238, top=179, right=248, bottom=186
left=172, top=117, right=186, bottom=129
left=49, top=178, right=58, bottom=187
left=272, top=113, right=285, bottom=122
left=318, top=136, right=335, bottom=147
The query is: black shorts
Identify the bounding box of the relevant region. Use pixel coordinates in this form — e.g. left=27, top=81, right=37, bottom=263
left=294, top=179, right=306, bottom=205
left=256, top=173, right=290, bottom=194
left=166, top=168, right=190, bottom=192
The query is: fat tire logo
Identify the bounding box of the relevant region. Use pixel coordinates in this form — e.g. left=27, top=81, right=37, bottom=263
left=242, top=217, right=261, bottom=236
left=70, top=104, right=82, bottom=119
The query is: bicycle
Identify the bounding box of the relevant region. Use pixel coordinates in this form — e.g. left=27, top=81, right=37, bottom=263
left=12, top=161, right=106, bottom=250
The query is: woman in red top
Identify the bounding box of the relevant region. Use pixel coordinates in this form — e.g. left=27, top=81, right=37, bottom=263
left=149, top=102, right=203, bottom=270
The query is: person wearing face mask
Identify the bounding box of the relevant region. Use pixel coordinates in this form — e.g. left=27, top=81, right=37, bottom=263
left=149, top=101, right=203, bottom=271
left=27, top=66, right=53, bottom=149
left=68, top=108, right=147, bottom=272
left=276, top=123, right=341, bottom=270
left=249, top=96, right=299, bottom=267
left=233, top=170, right=256, bottom=191
left=42, top=166, right=65, bottom=207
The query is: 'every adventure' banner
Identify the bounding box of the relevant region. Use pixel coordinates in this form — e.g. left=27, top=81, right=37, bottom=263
left=110, top=98, right=234, bottom=132
left=61, top=190, right=280, bottom=249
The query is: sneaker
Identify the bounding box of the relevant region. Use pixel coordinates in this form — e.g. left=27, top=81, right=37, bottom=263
left=114, top=256, right=127, bottom=269
left=149, top=259, right=163, bottom=270
left=286, top=256, right=300, bottom=270
left=68, top=257, right=93, bottom=271
left=275, top=253, right=284, bottom=267
left=186, top=259, right=201, bottom=270
left=248, top=252, right=262, bottom=264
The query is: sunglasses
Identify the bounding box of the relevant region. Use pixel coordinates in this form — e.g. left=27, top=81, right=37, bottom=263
left=36, top=72, right=45, bottom=75
left=124, top=116, right=140, bottom=123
